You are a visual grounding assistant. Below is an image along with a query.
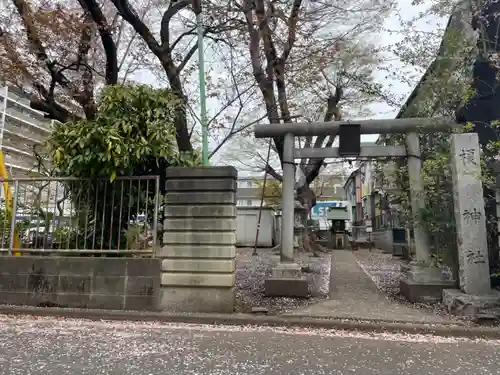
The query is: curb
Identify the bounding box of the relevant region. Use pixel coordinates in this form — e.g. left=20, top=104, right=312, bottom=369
left=0, top=305, right=499, bottom=339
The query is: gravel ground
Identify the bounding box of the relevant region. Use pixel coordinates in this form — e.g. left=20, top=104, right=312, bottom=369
left=235, top=247, right=331, bottom=314
left=354, top=250, right=459, bottom=318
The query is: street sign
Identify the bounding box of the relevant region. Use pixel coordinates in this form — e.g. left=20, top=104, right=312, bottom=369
left=310, top=201, right=346, bottom=219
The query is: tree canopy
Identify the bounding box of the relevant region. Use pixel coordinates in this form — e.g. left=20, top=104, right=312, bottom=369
left=47, top=84, right=200, bottom=181
left=1, top=0, right=395, bottom=188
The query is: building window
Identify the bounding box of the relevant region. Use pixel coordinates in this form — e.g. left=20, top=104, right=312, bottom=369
left=237, top=180, right=253, bottom=188
left=237, top=200, right=253, bottom=207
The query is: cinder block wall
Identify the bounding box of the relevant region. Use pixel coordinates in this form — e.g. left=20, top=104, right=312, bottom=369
left=159, top=166, right=237, bottom=313
left=0, top=257, right=160, bottom=310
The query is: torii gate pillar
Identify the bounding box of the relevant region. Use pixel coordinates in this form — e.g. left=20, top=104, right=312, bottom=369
left=254, top=117, right=458, bottom=302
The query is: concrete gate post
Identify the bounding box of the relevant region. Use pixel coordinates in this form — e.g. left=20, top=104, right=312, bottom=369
left=280, top=132, right=296, bottom=263
left=264, top=133, right=308, bottom=297
left=405, top=132, right=431, bottom=263
left=158, top=167, right=237, bottom=313
left=400, top=132, right=456, bottom=303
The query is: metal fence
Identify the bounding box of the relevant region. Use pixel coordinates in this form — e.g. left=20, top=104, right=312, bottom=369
left=0, top=176, right=160, bottom=256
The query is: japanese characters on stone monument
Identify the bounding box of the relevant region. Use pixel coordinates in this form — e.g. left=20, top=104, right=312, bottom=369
left=450, top=133, right=491, bottom=295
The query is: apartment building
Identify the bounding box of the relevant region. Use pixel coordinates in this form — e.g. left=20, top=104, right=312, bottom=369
left=0, top=86, right=54, bottom=177
left=236, top=178, right=263, bottom=207
left=236, top=174, right=345, bottom=207
left=0, top=86, right=69, bottom=217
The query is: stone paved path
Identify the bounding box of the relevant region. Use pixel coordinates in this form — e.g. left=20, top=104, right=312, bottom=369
left=283, top=250, right=458, bottom=323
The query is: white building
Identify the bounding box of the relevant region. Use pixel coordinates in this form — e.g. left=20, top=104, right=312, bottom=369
left=0, top=86, right=54, bottom=177
left=236, top=173, right=345, bottom=208
left=0, top=86, right=70, bottom=216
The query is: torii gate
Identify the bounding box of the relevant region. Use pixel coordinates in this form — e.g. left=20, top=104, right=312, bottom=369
left=254, top=117, right=458, bottom=300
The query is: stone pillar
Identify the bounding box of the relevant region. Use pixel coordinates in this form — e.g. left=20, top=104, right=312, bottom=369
left=450, top=133, right=489, bottom=294
left=280, top=132, right=296, bottom=263
left=494, top=161, right=500, bottom=265
left=264, top=134, right=308, bottom=298
left=496, top=189, right=500, bottom=264
left=400, top=132, right=456, bottom=303
left=443, top=133, right=500, bottom=316
left=405, top=131, right=431, bottom=263
left=159, top=167, right=237, bottom=313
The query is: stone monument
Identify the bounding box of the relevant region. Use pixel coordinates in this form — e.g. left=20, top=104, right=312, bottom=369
left=443, top=133, right=500, bottom=315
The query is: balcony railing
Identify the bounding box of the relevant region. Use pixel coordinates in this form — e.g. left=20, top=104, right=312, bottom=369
left=0, top=86, right=54, bottom=178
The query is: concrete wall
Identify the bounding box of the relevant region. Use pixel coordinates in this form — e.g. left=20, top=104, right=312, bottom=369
left=236, top=207, right=274, bottom=247
left=0, top=256, right=160, bottom=310
left=160, top=167, right=237, bottom=313
left=371, top=229, right=393, bottom=253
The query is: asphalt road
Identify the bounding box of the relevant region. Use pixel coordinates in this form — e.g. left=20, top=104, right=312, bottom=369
left=0, top=315, right=499, bottom=375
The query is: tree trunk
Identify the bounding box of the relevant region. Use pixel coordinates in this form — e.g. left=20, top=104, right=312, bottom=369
left=297, top=183, right=321, bottom=255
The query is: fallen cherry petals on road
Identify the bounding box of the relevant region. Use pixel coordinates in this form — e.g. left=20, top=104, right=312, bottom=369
left=0, top=314, right=499, bottom=345
left=235, top=247, right=331, bottom=313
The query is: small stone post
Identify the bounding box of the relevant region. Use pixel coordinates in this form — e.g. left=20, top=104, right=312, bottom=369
left=450, top=133, right=490, bottom=294
left=159, top=167, right=237, bottom=313
left=443, top=133, right=500, bottom=315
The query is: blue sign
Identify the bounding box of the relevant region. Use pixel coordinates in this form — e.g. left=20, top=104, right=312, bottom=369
left=310, top=201, right=345, bottom=219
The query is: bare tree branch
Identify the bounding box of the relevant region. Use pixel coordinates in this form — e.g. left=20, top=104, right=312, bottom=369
left=171, top=27, right=197, bottom=51
left=78, top=0, right=119, bottom=85
left=306, top=89, right=343, bottom=185
left=110, top=0, right=162, bottom=56
left=160, top=0, right=192, bottom=47
left=265, top=164, right=283, bottom=181
left=209, top=112, right=268, bottom=159
left=31, top=84, right=81, bottom=123
left=176, top=43, right=198, bottom=74
left=280, top=0, right=302, bottom=62
left=76, top=11, right=96, bottom=117
left=11, top=0, right=94, bottom=118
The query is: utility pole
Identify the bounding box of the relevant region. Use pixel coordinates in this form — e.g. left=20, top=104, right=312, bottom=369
left=193, top=0, right=209, bottom=166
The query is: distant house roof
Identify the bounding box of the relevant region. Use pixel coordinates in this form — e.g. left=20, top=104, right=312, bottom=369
left=343, top=168, right=359, bottom=189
